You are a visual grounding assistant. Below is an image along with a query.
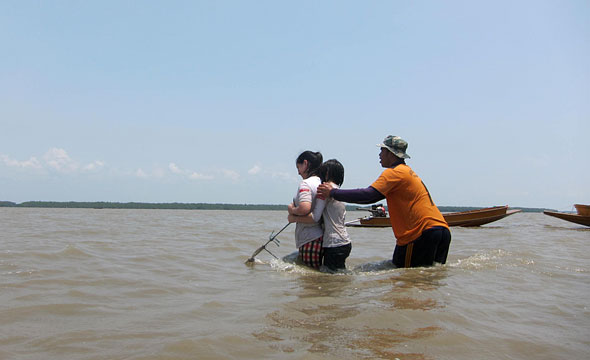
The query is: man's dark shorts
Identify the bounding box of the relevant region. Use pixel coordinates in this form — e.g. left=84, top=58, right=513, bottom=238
left=392, top=226, right=451, bottom=268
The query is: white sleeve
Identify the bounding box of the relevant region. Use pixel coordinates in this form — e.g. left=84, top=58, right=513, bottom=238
left=297, top=181, right=313, bottom=203
left=311, top=197, right=326, bottom=222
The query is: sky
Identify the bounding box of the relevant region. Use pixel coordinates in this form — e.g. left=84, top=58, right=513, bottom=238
left=1, top=1, right=588, bottom=210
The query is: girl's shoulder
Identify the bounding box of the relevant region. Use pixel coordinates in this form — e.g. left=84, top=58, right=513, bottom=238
left=302, top=176, right=321, bottom=188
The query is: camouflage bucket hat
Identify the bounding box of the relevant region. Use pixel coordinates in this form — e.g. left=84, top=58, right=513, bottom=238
left=377, top=135, right=411, bottom=159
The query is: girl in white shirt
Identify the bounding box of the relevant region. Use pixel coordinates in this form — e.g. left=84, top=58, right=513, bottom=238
left=287, top=151, right=324, bottom=269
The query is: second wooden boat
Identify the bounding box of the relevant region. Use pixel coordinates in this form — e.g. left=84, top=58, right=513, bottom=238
left=348, top=205, right=521, bottom=228
left=543, top=204, right=590, bottom=227
left=443, top=205, right=522, bottom=227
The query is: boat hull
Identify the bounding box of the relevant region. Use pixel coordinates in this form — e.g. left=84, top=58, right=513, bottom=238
left=348, top=206, right=521, bottom=228
left=358, top=217, right=390, bottom=227
left=574, top=204, right=590, bottom=216
left=543, top=210, right=590, bottom=227
left=445, top=209, right=521, bottom=227
left=443, top=206, right=508, bottom=226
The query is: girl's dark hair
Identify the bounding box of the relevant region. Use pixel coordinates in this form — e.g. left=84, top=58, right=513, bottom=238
left=296, top=151, right=323, bottom=176
left=318, top=159, right=344, bottom=186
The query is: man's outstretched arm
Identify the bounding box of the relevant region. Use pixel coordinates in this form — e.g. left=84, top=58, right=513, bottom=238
left=317, top=184, right=384, bottom=204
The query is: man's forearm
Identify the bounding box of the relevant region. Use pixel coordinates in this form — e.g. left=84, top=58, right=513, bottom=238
left=330, top=186, right=385, bottom=204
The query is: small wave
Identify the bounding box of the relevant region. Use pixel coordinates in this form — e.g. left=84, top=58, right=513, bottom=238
left=59, top=244, right=91, bottom=257
left=266, top=254, right=397, bottom=276
left=352, top=260, right=397, bottom=274
left=269, top=258, right=300, bottom=273
left=450, top=249, right=511, bottom=270
left=251, top=252, right=322, bottom=274
left=33, top=244, right=92, bottom=260
left=250, top=251, right=446, bottom=276
left=250, top=250, right=454, bottom=276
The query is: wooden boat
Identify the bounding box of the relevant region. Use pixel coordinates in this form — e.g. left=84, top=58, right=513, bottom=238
left=345, top=205, right=390, bottom=228
left=356, top=216, right=390, bottom=227
left=347, top=205, right=521, bottom=228
left=443, top=205, right=521, bottom=227
left=574, top=204, right=590, bottom=216
left=543, top=204, right=590, bottom=227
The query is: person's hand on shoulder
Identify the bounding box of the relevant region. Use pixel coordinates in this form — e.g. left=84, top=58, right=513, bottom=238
left=317, top=183, right=334, bottom=199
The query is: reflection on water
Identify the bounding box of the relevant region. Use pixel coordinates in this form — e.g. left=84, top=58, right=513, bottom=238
left=254, top=261, right=450, bottom=359
left=349, top=326, right=441, bottom=360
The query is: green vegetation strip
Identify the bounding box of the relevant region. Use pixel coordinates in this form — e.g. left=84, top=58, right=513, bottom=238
left=0, top=201, right=549, bottom=212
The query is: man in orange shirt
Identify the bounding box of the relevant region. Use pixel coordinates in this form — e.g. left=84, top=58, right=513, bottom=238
left=317, top=135, right=451, bottom=268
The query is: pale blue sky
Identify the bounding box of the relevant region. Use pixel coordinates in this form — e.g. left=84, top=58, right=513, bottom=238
left=1, top=1, right=588, bottom=210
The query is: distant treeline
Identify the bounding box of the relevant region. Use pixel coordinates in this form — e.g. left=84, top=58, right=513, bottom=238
left=0, top=201, right=550, bottom=212
left=0, top=201, right=285, bottom=210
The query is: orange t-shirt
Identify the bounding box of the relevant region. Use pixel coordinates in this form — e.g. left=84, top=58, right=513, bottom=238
left=371, top=164, right=448, bottom=246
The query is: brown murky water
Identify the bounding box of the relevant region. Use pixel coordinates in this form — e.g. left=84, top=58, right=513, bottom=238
left=1, top=208, right=588, bottom=359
